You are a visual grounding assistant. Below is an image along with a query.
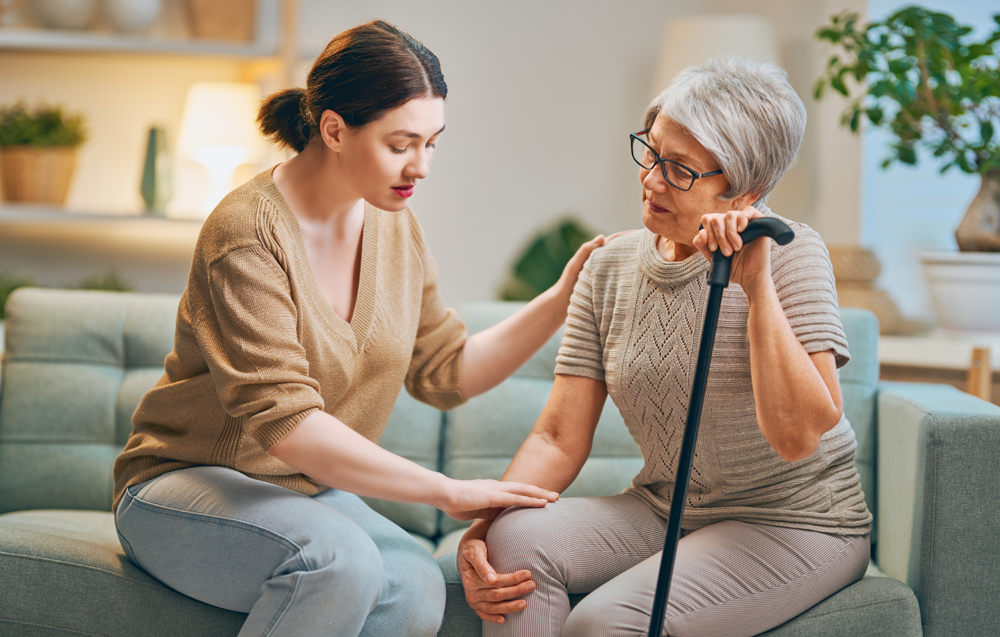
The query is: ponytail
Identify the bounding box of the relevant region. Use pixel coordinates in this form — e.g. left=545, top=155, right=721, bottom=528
left=257, top=88, right=312, bottom=153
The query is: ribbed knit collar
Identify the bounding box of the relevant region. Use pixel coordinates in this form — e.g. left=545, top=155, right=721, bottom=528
left=637, top=229, right=709, bottom=286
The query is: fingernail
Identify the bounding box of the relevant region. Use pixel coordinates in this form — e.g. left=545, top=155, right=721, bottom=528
left=519, top=602, right=526, bottom=609
left=487, top=573, right=496, bottom=583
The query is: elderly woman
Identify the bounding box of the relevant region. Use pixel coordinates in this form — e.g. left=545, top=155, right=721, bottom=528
left=457, top=56, right=872, bottom=637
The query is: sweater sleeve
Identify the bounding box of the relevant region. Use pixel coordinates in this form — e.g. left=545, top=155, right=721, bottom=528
left=555, top=255, right=606, bottom=380
left=194, top=244, right=324, bottom=451
left=404, top=228, right=468, bottom=411
left=771, top=226, right=851, bottom=369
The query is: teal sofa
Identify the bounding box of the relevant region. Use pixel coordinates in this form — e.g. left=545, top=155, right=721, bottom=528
left=1, top=288, right=998, bottom=636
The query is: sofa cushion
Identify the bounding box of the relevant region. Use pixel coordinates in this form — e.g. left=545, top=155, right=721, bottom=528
left=0, top=510, right=244, bottom=636
left=0, top=289, right=179, bottom=514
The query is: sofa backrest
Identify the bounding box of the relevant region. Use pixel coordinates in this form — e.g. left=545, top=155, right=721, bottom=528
left=0, top=289, right=880, bottom=545
left=0, top=288, right=177, bottom=514
left=837, top=307, right=880, bottom=542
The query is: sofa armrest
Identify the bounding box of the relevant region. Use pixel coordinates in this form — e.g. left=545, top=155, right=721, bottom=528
left=876, top=381, right=1000, bottom=637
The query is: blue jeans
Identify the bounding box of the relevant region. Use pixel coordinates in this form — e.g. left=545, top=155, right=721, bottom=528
left=115, top=465, right=445, bottom=637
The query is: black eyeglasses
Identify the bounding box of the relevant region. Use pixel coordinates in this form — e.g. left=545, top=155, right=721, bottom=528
left=630, top=130, right=723, bottom=192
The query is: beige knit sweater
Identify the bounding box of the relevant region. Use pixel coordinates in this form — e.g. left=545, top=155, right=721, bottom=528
left=555, top=207, right=872, bottom=535
left=113, top=168, right=467, bottom=510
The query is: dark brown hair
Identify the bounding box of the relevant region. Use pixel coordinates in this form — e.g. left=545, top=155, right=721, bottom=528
left=258, top=20, right=447, bottom=153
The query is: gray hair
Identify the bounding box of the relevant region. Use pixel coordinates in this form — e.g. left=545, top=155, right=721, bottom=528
left=644, top=56, right=806, bottom=202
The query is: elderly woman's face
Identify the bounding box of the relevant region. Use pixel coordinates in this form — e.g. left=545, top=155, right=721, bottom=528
left=639, top=115, right=733, bottom=249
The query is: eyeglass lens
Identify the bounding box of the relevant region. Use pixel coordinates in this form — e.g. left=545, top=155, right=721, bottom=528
left=631, top=135, right=696, bottom=191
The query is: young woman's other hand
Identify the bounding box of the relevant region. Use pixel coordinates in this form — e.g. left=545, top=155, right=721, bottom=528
left=439, top=478, right=558, bottom=521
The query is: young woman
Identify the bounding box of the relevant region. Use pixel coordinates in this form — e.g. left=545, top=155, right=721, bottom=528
left=113, top=20, right=607, bottom=637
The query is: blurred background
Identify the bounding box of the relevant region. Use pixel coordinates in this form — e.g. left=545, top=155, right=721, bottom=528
left=0, top=0, right=994, bottom=322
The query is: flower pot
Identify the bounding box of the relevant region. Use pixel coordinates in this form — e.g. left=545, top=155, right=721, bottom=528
left=921, top=251, right=1000, bottom=332
left=955, top=170, right=1000, bottom=252
left=185, top=0, right=255, bottom=43
left=0, top=146, right=78, bottom=205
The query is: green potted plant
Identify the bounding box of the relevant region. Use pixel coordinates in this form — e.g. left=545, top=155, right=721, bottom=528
left=815, top=6, right=1000, bottom=331
left=0, top=102, right=87, bottom=205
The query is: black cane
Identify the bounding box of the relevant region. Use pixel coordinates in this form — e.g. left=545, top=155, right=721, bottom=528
left=646, top=217, right=794, bottom=637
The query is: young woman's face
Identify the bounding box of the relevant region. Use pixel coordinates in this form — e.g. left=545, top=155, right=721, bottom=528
left=338, top=96, right=445, bottom=212
left=638, top=115, right=734, bottom=247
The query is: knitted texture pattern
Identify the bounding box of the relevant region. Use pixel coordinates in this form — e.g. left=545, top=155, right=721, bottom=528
left=555, top=207, right=871, bottom=535
left=113, top=168, right=467, bottom=510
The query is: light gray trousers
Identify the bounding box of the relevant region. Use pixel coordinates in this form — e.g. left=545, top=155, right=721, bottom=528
left=484, top=493, right=869, bottom=637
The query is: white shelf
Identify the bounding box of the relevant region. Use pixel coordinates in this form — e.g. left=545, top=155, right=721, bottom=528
left=0, top=27, right=275, bottom=58
left=0, top=204, right=202, bottom=226
left=880, top=333, right=1000, bottom=370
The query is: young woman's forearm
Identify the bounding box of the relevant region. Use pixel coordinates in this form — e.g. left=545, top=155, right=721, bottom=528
left=747, top=281, right=843, bottom=461
left=269, top=410, right=558, bottom=518
left=269, top=409, right=452, bottom=505
left=459, top=286, right=570, bottom=399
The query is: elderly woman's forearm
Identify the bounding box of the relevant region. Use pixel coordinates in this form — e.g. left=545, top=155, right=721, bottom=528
left=747, top=285, right=843, bottom=461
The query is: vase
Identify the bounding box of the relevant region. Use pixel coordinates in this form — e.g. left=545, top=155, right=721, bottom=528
left=104, top=0, right=161, bottom=33
left=140, top=126, right=171, bottom=215
left=955, top=170, right=1000, bottom=252
left=920, top=251, right=1000, bottom=332
left=0, top=146, right=78, bottom=205
left=31, top=0, right=98, bottom=29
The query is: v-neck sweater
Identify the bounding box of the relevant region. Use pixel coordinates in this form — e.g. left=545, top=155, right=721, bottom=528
left=555, top=207, right=872, bottom=535
left=113, top=168, right=468, bottom=510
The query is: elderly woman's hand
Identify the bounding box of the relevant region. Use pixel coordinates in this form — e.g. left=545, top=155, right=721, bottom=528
left=458, top=519, right=536, bottom=624
left=693, top=206, right=774, bottom=295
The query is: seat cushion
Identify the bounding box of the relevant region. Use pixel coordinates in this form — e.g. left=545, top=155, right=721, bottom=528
left=0, top=510, right=245, bottom=637
left=437, top=551, right=921, bottom=637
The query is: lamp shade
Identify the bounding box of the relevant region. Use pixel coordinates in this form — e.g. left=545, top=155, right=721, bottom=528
left=176, top=81, right=263, bottom=215
left=176, top=81, right=263, bottom=160
left=650, top=15, right=779, bottom=99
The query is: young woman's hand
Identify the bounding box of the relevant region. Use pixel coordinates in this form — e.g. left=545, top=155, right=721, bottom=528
left=458, top=520, right=535, bottom=624
left=553, top=231, right=635, bottom=301
left=693, top=206, right=773, bottom=296
left=439, top=478, right=558, bottom=521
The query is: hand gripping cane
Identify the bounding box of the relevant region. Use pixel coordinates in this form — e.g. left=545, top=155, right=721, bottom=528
left=646, top=217, right=795, bottom=637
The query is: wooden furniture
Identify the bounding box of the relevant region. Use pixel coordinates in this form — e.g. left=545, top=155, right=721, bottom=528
left=879, top=333, right=1000, bottom=405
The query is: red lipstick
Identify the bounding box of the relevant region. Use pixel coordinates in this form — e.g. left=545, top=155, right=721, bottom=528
left=392, top=185, right=414, bottom=198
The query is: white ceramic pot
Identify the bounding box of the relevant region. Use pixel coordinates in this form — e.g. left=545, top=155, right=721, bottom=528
left=104, top=0, right=161, bottom=33
left=921, top=251, right=1000, bottom=332
left=31, top=0, right=98, bottom=29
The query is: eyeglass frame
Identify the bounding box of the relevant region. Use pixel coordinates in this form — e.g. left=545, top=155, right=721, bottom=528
left=629, top=129, right=723, bottom=192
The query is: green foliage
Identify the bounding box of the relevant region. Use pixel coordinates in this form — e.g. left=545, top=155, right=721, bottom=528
left=0, top=102, right=87, bottom=148
left=0, top=269, right=134, bottom=321
left=815, top=6, right=1000, bottom=175
left=76, top=270, right=134, bottom=292
left=0, top=271, right=35, bottom=320
left=500, top=217, right=595, bottom=301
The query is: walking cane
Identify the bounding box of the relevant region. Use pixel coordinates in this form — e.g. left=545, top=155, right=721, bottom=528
left=646, top=217, right=795, bottom=637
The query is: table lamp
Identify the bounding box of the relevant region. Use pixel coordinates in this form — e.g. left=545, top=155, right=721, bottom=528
left=177, top=81, right=263, bottom=216
left=649, top=14, right=779, bottom=98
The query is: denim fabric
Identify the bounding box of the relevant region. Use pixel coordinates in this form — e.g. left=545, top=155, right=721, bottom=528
left=114, top=466, right=445, bottom=637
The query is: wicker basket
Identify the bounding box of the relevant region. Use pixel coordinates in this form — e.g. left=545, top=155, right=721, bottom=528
left=0, top=146, right=78, bottom=204
left=827, top=244, right=882, bottom=283
left=836, top=283, right=904, bottom=334
left=186, top=0, right=256, bottom=43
